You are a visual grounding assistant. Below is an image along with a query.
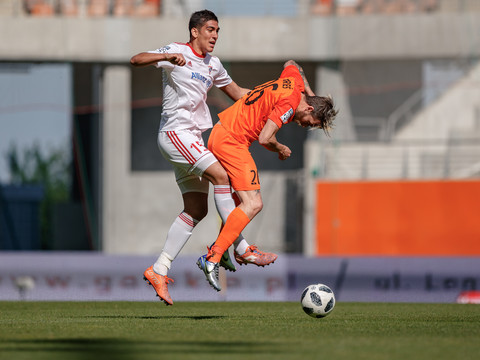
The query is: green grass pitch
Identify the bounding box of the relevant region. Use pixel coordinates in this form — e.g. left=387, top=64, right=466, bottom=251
left=1, top=301, right=479, bottom=360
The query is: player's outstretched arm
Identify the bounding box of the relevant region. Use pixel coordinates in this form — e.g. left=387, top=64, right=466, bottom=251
left=220, top=81, right=250, bottom=102
left=284, top=60, right=315, bottom=97
left=130, top=52, right=186, bottom=67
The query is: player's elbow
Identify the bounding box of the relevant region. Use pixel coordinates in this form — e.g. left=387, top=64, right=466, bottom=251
left=130, top=56, right=140, bottom=67
left=258, top=135, right=271, bottom=147
left=130, top=54, right=145, bottom=67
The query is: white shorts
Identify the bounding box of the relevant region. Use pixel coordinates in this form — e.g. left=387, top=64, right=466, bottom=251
left=157, top=129, right=217, bottom=194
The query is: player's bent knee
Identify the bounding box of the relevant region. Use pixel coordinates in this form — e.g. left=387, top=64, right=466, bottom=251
left=253, top=201, right=263, bottom=216
left=185, top=208, right=208, bottom=221
left=213, top=173, right=230, bottom=185
left=247, top=198, right=263, bottom=218
left=203, top=162, right=229, bottom=185
left=183, top=195, right=209, bottom=221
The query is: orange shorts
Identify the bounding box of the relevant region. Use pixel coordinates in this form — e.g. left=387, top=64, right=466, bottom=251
left=208, top=123, right=260, bottom=191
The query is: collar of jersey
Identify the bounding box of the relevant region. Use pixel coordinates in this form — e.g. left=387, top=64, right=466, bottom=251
left=186, top=42, right=207, bottom=59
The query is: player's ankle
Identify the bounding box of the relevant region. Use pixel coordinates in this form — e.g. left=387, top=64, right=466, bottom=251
left=207, top=245, right=223, bottom=263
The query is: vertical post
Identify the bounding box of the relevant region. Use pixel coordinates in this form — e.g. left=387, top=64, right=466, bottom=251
left=443, top=138, right=452, bottom=178
left=402, top=146, right=409, bottom=179
left=361, top=148, right=368, bottom=179
left=102, top=65, right=131, bottom=253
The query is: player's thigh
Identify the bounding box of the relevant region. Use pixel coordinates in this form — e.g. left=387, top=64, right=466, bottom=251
left=214, top=142, right=260, bottom=191
left=202, top=161, right=229, bottom=185
left=158, top=130, right=217, bottom=179
left=176, top=174, right=209, bottom=195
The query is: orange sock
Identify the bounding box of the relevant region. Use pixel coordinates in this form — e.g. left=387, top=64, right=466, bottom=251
left=208, top=207, right=250, bottom=263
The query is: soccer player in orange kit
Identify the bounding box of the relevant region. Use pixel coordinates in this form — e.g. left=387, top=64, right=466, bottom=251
left=197, top=60, right=338, bottom=291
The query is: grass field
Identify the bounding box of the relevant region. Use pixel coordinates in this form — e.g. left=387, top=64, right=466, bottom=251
left=1, top=301, right=479, bottom=360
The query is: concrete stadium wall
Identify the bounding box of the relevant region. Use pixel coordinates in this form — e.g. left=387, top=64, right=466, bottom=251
left=1, top=14, right=480, bottom=62
left=3, top=12, right=480, bottom=256
left=395, top=62, right=480, bottom=141
left=307, top=62, right=480, bottom=179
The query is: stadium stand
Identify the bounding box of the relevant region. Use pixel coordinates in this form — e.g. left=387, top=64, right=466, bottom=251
left=59, top=0, right=79, bottom=15
left=88, top=0, right=109, bottom=16
left=26, top=0, right=55, bottom=16
left=310, top=0, right=480, bottom=16
left=0, top=0, right=476, bottom=17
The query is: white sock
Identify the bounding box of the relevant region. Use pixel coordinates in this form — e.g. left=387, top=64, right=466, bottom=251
left=213, top=185, right=235, bottom=223
left=234, top=239, right=249, bottom=255
left=153, top=212, right=198, bottom=276
left=213, top=185, right=249, bottom=253
left=153, top=252, right=173, bottom=276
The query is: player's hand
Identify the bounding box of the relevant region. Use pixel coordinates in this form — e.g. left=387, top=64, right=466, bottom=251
left=278, top=146, right=291, bottom=160
left=166, top=53, right=186, bottom=66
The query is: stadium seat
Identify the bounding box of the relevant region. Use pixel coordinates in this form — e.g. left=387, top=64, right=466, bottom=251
left=134, top=0, right=160, bottom=17
left=28, top=0, right=55, bottom=16
left=88, top=0, right=109, bottom=16
left=59, top=0, right=78, bottom=16
left=311, top=0, right=334, bottom=16
left=336, top=0, right=360, bottom=15
left=113, top=0, right=134, bottom=16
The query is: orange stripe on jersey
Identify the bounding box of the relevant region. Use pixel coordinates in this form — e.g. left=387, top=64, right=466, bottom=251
left=218, top=65, right=304, bottom=145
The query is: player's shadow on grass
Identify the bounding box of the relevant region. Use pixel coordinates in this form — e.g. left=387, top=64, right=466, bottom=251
left=1, top=338, right=287, bottom=357
left=83, top=315, right=225, bottom=320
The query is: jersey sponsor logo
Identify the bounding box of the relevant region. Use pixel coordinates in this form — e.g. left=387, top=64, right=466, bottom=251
left=280, top=108, right=294, bottom=123
left=156, top=46, right=170, bottom=53
left=191, top=72, right=212, bottom=88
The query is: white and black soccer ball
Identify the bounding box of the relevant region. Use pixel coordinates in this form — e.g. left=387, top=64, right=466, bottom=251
left=300, top=284, right=335, bottom=318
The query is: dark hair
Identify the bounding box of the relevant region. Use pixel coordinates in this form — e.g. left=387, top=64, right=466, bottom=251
left=305, top=95, right=338, bottom=136
left=189, top=9, right=218, bottom=35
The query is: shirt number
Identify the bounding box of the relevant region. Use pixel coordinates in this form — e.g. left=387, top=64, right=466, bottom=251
left=245, top=81, right=279, bottom=105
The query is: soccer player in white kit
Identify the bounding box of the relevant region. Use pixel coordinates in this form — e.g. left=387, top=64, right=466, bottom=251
left=130, top=10, right=277, bottom=305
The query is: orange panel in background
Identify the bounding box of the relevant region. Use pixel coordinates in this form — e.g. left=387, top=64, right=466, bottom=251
left=315, top=180, right=480, bottom=256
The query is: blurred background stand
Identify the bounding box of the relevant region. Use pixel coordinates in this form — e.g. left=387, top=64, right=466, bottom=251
left=0, top=185, right=44, bottom=250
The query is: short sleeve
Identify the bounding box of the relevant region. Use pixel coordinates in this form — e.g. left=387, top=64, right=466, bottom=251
left=268, top=97, right=296, bottom=128
left=213, top=59, right=233, bottom=88
left=280, top=65, right=304, bottom=93
left=148, top=44, right=176, bottom=70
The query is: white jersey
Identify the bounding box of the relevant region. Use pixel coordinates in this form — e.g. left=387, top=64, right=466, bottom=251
left=149, top=42, right=233, bottom=132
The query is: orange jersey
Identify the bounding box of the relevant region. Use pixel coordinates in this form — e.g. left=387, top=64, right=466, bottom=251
left=217, top=65, right=304, bottom=145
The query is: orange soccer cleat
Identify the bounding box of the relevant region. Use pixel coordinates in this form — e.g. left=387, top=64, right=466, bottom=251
left=143, top=266, right=174, bottom=305
left=234, top=245, right=278, bottom=267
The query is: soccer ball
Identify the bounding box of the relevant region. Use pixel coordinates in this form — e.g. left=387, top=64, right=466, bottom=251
left=300, top=284, right=335, bottom=318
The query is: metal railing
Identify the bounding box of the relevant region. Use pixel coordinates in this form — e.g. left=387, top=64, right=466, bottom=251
left=314, top=139, right=480, bottom=180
